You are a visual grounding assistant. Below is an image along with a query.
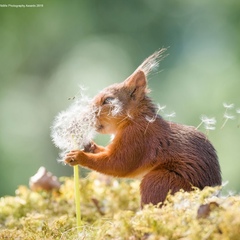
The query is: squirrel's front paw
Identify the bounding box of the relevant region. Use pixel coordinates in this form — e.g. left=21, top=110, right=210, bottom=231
left=64, top=150, right=81, bottom=166
left=83, top=141, right=96, bottom=153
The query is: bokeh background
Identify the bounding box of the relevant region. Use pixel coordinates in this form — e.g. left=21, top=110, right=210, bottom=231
left=0, top=0, right=239, bottom=197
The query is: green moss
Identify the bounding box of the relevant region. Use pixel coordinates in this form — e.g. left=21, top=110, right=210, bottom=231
left=0, top=172, right=240, bottom=239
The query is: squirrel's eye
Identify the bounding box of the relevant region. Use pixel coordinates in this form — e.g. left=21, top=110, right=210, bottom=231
left=103, top=97, right=114, bottom=105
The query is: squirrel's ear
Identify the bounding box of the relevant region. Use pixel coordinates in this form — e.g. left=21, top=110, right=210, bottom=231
left=124, top=70, right=147, bottom=100
left=128, top=70, right=146, bottom=88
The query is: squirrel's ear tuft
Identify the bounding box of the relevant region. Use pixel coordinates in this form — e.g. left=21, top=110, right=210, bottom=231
left=123, top=49, right=167, bottom=99
left=137, top=48, right=167, bottom=76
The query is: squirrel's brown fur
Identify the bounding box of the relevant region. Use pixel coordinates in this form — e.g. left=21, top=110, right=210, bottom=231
left=65, top=49, right=222, bottom=206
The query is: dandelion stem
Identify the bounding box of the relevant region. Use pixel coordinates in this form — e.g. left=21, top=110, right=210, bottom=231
left=71, top=135, right=82, bottom=230
left=74, top=165, right=81, bottom=230
left=221, top=113, right=235, bottom=129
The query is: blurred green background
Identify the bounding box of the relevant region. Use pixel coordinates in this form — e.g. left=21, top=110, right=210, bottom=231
left=0, top=0, right=239, bottom=197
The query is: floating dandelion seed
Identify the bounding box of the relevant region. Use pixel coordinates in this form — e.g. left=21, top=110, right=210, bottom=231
left=51, top=95, right=96, bottom=162
left=145, top=104, right=163, bottom=124
left=203, top=116, right=216, bottom=125
left=157, top=104, right=166, bottom=112
left=145, top=115, right=157, bottom=123
left=223, top=103, right=234, bottom=110
left=68, top=86, right=88, bottom=101
left=205, top=125, right=216, bottom=131
left=221, top=102, right=235, bottom=129
left=196, top=115, right=216, bottom=134
left=204, top=117, right=216, bottom=136
left=165, top=112, right=176, bottom=122
left=221, top=113, right=235, bottom=129
left=144, top=104, right=165, bottom=134
left=236, top=109, right=240, bottom=128
left=164, top=111, right=176, bottom=129
left=223, top=113, right=235, bottom=120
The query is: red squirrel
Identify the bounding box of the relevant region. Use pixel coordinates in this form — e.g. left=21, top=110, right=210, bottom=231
left=65, top=49, right=222, bottom=206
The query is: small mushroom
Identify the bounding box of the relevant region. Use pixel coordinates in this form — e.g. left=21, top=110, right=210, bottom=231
left=29, top=166, right=61, bottom=191
left=197, top=202, right=219, bottom=219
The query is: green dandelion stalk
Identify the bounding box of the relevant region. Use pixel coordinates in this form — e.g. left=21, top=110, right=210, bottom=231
left=71, top=135, right=82, bottom=230
left=74, top=165, right=81, bottom=228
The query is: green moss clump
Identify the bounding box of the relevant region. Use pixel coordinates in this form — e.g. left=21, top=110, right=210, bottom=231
left=0, top=172, right=240, bottom=239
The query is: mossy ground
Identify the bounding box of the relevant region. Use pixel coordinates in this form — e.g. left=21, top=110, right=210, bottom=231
left=0, top=172, right=240, bottom=240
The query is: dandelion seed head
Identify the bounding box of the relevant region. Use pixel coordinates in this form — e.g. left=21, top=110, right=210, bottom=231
left=51, top=95, right=96, bottom=161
